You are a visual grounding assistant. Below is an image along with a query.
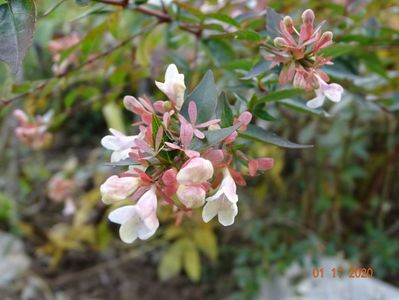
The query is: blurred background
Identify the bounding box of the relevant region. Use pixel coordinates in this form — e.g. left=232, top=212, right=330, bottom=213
left=0, top=0, right=398, bottom=299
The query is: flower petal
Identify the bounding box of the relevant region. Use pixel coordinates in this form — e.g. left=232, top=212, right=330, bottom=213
left=108, top=205, right=136, bottom=225
left=306, top=95, right=325, bottom=108
left=202, top=200, right=218, bottom=223
left=218, top=203, right=238, bottom=226
left=119, top=216, right=139, bottom=243
left=324, top=83, right=343, bottom=102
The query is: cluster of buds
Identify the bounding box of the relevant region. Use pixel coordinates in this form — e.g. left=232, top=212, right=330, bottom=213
left=266, top=9, right=344, bottom=108
left=13, top=109, right=53, bottom=149
left=100, top=64, right=273, bottom=244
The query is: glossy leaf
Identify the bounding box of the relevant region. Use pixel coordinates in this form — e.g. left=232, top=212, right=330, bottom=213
left=240, top=125, right=313, bottom=149
left=279, top=98, right=328, bottom=116
left=242, top=59, right=273, bottom=79
left=253, top=105, right=276, bottom=121
left=190, top=124, right=240, bottom=151
left=207, top=13, right=239, bottom=27
left=0, top=0, right=36, bottom=74
left=181, top=70, right=218, bottom=124
left=203, top=39, right=235, bottom=65
left=217, top=92, right=234, bottom=127
left=257, top=89, right=304, bottom=104
left=266, top=7, right=282, bottom=39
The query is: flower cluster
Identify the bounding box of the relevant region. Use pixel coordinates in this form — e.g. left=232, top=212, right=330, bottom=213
left=266, top=9, right=343, bottom=108
left=13, top=109, right=53, bottom=149
left=100, top=64, right=273, bottom=243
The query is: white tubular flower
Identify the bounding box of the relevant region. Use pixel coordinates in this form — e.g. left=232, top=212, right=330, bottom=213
left=155, top=64, right=186, bottom=111
left=176, top=157, right=214, bottom=185
left=108, top=186, right=159, bottom=244
left=100, top=175, right=141, bottom=204
left=176, top=185, right=206, bottom=208
left=306, top=76, right=344, bottom=109
left=202, top=168, right=238, bottom=226
left=101, top=128, right=142, bottom=162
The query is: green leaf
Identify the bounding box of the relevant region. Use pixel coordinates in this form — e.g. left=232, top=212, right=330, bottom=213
left=207, top=13, right=239, bottom=27
left=194, top=228, right=218, bottom=261
left=0, top=1, right=8, bottom=6
left=257, top=88, right=304, bottom=104
left=174, top=2, right=205, bottom=21
left=0, top=0, right=36, bottom=74
left=75, top=0, right=90, bottom=6
left=242, top=59, right=272, bottom=79
left=190, top=124, right=240, bottom=151
left=158, top=241, right=184, bottom=281
left=210, top=30, right=261, bottom=41
left=253, top=105, right=276, bottom=121
left=279, top=98, right=327, bottom=116
left=319, top=44, right=355, bottom=58
left=183, top=240, right=201, bottom=282
left=217, top=92, right=234, bottom=128
left=102, top=102, right=126, bottom=134
left=240, top=125, right=313, bottom=149
left=203, top=39, right=235, bottom=65
left=266, top=7, right=283, bottom=39
left=151, top=114, right=173, bottom=161
left=181, top=70, right=218, bottom=124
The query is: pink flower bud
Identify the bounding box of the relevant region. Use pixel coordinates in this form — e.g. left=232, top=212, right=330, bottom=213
left=314, top=31, right=334, bottom=51
left=283, top=16, right=294, bottom=33
left=177, top=185, right=206, bottom=208
left=100, top=175, right=141, bottom=204
left=274, top=37, right=288, bottom=48
left=248, top=158, right=274, bottom=176
left=302, top=9, right=315, bottom=25
left=176, top=157, right=214, bottom=185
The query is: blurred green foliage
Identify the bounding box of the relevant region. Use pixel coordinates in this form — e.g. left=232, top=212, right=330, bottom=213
left=0, top=0, right=398, bottom=298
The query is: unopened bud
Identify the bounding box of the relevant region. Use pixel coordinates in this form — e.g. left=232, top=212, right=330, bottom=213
left=321, top=31, right=333, bottom=42
left=302, top=9, right=315, bottom=25
left=274, top=37, right=287, bottom=48
left=283, top=16, right=294, bottom=33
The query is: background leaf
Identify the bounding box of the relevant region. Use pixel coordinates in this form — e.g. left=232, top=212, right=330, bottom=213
left=0, top=0, right=36, bottom=74
left=240, top=125, right=313, bottom=149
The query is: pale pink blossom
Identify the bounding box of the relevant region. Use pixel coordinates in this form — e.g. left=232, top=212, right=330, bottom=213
left=13, top=109, right=53, bottom=149
left=155, top=64, right=186, bottom=111
left=101, top=128, right=143, bottom=162
left=176, top=157, right=214, bottom=185
left=306, top=76, right=344, bottom=108
left=202, top=168, right=238, bottom=226
left=100, top=175, right=141, bottom=204
left=108, top=186, right=159, bottom=243
left=47, top=176, right=75, bottom=203
left=176, top=184, right=206, bottom=208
